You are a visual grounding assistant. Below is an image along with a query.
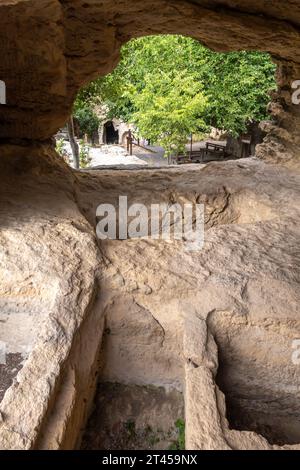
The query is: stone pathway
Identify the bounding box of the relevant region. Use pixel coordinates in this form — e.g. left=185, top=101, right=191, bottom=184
left=63, top=140, right=228, bottom=169
left=89, top=145, right=147, bottom=167
left=63, top=142, right=147, bottom=168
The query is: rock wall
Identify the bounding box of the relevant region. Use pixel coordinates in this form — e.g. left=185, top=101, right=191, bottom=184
left=0, top=143, right=299, bottom=449
left=76, top=158, right=300, bottom=450
left=257, top=61, right=300, bottom=168
left=0, top=145, right=105, bottom=449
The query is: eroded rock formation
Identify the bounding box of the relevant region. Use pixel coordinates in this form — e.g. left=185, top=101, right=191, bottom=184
left=0, top=146, right=299, bottom=449
left=77, top=158, right=300, bottom=449
left=0, top=0, right=300, bottom=451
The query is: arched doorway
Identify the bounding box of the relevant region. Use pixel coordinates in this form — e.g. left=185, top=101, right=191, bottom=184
left=121, top=131, right=130, bottom=147
left=103, top=121, right=119, bottom=144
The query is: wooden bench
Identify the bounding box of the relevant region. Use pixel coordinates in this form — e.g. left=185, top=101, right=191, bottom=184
left=172, top=143, right=230, bottom=165
left=205, top=142, right=227, bottom=159
left=171, top=149, right=204, bottom=164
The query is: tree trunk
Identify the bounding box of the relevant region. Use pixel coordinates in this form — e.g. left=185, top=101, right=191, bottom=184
left=67, top=116, right=80, bottom=169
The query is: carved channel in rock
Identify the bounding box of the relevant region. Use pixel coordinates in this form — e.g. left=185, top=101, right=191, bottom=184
left=209, top=312, right=300, bottom=446
left=81, top=383, right=185, bottom=450
left=79, top=296, right=185, bottom=450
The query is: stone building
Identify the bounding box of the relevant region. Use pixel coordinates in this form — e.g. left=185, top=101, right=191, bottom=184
left=226, top=121, right=266, bottom=159
left=95, top=105, right=132, bottom=145
left=98, top=118, right=131, bottom=145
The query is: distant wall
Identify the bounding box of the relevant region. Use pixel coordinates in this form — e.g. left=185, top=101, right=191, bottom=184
left=226, top=122, right=265, bottom=159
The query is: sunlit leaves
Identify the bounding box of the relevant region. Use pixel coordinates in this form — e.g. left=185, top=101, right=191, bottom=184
left=74, top=35, right=277, bottom=149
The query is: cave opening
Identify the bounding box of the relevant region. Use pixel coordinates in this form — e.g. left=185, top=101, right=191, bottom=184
left=103, top=121, right=119, bottom=145
left=69, top=34, right=276, bottom=169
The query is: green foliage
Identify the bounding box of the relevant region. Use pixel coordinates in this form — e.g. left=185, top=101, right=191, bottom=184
left=74, top=35, right=276, bottom=152
left=55, top=138, right=71, bottom=164
left=131, top=71, right=208, bottom=156
left=74, top=106, right=100, bottom=140
left=197, top=49, right=277, bottom=136
left=125, top=421, right=136, bottom=438
left=169, top=419, right=185, bottom=450
left=79, top=140, right=92, bottom=168
left=55, top=138, right=65, bottom=156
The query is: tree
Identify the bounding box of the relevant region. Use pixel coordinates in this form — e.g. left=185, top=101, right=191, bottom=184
left=131, top=71, right=208, bottom=158
left=194, top=49, right=277, bottom=135
left=73, top=105, right=100, bottom=142
left=74, top=35, right=276, bottom=151
left=67, top=116, right=79, bottom=169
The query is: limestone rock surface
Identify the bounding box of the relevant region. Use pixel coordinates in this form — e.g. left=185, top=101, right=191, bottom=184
left=0, top=0, right=300, bottom=451
left=0, top=145, right=299, bottom=449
